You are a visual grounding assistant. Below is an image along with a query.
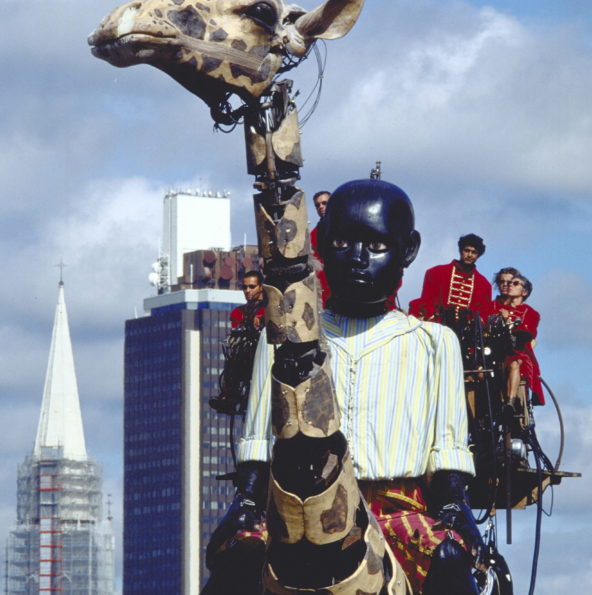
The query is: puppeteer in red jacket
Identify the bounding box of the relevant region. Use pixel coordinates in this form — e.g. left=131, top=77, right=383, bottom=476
left=311, top=190, right=331, bottom=307
left=230, top=271, right=266, bottom=330
left=409, top=234, right=492, bottom=322
left=490, top=274, right=544, bottom=405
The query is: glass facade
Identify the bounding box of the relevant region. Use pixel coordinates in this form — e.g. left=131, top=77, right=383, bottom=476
left=124, top=299, right=241, bottom=594
left=197, top=307, right=241, bottom=578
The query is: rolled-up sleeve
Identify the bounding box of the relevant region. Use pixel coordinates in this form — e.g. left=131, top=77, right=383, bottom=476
left=236, top=329, right=275, bottom=463
left=427, top=326, right=475, bottom=476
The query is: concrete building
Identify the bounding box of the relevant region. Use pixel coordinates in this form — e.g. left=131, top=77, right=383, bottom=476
left=123, top=189, right=260, bottom=593
left=152, top=189, right=232, bottom=293
left=4, top=281, right=115, bottom=594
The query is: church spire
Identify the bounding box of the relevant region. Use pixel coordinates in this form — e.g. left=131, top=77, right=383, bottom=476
left=34, top=279, right=87, bottom=460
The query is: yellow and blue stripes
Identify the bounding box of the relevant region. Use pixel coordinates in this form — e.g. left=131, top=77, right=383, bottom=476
left=237, top=310, right=474, bottom=480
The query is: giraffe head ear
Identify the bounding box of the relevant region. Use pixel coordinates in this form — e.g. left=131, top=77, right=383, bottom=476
left=282, top=0, right=365, bottom=56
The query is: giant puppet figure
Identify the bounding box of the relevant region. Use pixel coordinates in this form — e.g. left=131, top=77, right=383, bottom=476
left=229, top=179, right=489, bottom=594
left=89, top=2, right=487, bottom=592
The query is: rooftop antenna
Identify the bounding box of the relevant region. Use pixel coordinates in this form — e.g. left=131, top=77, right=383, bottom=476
left=370, top=160, right=382, bottom=180
left=56, top=258, right=67, bottom=285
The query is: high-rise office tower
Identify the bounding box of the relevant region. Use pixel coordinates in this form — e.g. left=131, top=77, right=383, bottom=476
left=123, top=189, right=260, bottom=593
left=4, top=281, right=115, bottom=594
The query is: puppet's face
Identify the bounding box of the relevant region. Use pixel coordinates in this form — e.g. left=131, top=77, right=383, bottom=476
left=321, top=180, right=420, bottom=315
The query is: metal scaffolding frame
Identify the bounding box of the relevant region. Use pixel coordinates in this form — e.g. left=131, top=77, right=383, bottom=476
left=5, top=448, right=115, bottom=594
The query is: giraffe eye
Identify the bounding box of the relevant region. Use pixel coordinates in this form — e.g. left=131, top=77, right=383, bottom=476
left=244, top=2, right=278, bottom=31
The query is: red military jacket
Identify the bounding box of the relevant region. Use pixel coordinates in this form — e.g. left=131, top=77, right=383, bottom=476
left=230, top=303, right=265, bottom=330
left=310, top=225, right=319, bottom=256
left=409, top=261, right=492, bottom=322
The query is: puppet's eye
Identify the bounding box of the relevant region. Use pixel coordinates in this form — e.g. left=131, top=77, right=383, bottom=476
left=332, top=239, right=349, bottom=249
left=243, top=2, right=278, bottom=31
left=368, top=241, right=388, bottom=253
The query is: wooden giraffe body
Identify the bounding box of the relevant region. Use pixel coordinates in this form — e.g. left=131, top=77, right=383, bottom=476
left=90, top=1, right=410, bottom=592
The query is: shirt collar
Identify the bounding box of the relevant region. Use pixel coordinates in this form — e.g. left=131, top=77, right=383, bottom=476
left=321, top=309, right=423, bottom=358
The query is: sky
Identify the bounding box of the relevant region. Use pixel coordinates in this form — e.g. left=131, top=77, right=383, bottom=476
left=1, top=0, right=590, bottom=592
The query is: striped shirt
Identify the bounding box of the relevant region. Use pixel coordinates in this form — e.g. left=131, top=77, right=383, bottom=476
left=237, top=309, right=475, bottom=480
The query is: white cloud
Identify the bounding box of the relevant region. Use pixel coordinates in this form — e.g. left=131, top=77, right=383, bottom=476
left=536, top=270, right=592, bottom=346
left=303, top=4, right=592, bottom=197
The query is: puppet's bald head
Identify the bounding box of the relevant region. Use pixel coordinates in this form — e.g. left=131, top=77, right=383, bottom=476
left=319, top=179, right=420, bottom=316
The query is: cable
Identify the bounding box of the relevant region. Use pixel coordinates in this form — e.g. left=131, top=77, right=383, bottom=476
left=527, top=446, right=544, bottom=595
left=229, top=413, right=237, bottom=468
left=539, top=376, right=564, bottom=470
left=299, top=42, right=327, bottom=127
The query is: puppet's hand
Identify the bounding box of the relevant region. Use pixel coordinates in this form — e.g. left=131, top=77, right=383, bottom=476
left=436, top=501, right=485, bottom=567
left=431, top=471, right=486, bottom=568
left=206, top=462, right=268, bottom=569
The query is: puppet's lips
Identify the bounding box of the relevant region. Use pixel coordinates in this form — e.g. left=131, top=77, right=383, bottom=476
left=349, top=271, right=372, bottom=284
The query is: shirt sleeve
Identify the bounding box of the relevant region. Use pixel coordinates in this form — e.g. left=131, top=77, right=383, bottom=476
left=427, top=326, right=475, bottom=476
left=522, top=306, right=540, bottom=339
left=236, top=328, right=275, bottom=463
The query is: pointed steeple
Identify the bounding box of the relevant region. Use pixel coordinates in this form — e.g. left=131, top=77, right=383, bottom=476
left=34, top=280, right=87, bottom=460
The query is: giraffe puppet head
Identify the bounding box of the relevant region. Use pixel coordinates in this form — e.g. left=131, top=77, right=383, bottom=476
left=89, top=0, right=364, bottom=108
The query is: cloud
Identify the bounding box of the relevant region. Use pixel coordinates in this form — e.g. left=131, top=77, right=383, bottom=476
left=535, top=271, right=592, bottom=346
left=302, top=3, right=592, bottom=198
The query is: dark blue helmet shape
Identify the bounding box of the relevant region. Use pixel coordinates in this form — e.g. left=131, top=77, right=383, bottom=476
left=319, top=179, right=421, bottom=317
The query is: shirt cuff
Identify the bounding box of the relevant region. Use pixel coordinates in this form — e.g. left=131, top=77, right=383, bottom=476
left=427, top=447, right=475, bottom=476
left=236, top=438, right=272, bottom=464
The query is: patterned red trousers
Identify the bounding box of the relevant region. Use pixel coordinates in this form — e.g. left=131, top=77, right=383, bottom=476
left=361, top=481, right=466, bottom=593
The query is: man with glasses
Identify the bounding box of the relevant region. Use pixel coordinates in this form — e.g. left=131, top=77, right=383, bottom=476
left=230, top=270, right=266, bottom=330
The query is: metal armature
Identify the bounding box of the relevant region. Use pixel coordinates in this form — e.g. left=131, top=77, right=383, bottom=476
left=370, top=160, right=382, bottom=180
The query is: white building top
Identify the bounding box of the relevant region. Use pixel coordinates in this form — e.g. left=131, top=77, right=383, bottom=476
left=144, top=288, right=244, bottom=313
left=162, top=190, right=231, bottom=287
left=34, top=282, right=87, bottom=461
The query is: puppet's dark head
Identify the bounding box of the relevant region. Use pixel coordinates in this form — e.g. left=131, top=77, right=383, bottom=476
left=319, top=179, right=420, bottom=317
